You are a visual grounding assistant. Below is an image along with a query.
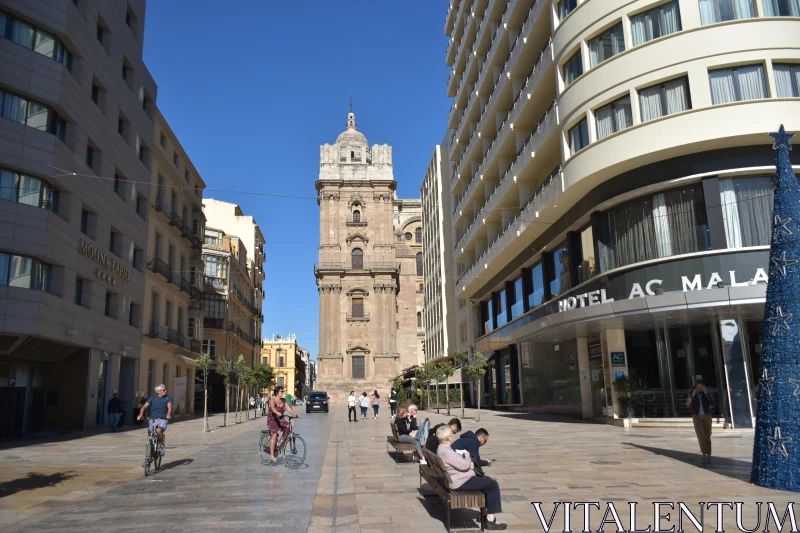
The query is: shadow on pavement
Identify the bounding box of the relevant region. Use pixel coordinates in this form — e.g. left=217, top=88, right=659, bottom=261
left=158, top=459, right=194, bottom=472
left=491, top=412, right=585, bottom=424
left=623, top=442, right=751, bottom=481
left=416, top=490, right=482, bottom=531
left=0, top=471, right=77, bottom=498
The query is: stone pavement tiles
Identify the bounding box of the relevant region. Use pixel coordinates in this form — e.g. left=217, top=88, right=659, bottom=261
left=1, top=411, right=334, bottom=532
left=2, top=405, right=796, bottom=532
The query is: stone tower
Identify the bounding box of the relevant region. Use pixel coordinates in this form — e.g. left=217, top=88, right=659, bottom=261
left=315, top=109, right=414, bottom=401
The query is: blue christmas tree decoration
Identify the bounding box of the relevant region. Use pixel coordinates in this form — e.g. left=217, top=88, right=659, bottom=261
left=751, top=125, right=800, bottom=491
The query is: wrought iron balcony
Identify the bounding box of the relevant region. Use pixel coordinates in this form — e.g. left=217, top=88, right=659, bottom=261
left=170, top=211, right=183, bottom=228
left=148, top=258, right=170, bottom=279
left=154, top=196, right=171, bottom=218
left=148, top=321, right=169, bottom=342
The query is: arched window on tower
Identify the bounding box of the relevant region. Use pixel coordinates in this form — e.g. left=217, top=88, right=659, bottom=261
left=352, top=248, right=363, bottom=269
left=416, top=253, right=423, bottom=276
left=352, top=210, right=360, bottom=222
left=415, top=227, right=422, bottom=243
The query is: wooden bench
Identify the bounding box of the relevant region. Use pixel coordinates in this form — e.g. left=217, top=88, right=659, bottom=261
left=419, top=449, right=486, bottom=532
left=386, top=422, right=417, bottom=463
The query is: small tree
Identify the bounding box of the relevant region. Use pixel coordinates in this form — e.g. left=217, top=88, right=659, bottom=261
left=417, top=363, right=433, bottom=412
left=233, top=355, right=248, bottom=424
left=393, top=377, right=407, bottom=409
left=463, top=351, right=488, bottom=422
left=430, top=361, right=455, bottom=415
left=195, top=353, right=212, bottom=433
left=215, top=356, right=232, bottom=427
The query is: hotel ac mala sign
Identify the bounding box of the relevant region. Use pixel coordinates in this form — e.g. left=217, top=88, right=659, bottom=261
left=557, top=250, right=769, bottom=313
left=80, top=240, right=131, bottom=285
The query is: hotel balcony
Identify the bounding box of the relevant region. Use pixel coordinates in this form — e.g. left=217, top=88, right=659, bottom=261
left=148, top=322, right=201, bottom=354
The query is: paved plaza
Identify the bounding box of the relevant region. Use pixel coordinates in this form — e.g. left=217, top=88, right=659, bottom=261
left=0, top=407, right=794, bottom=532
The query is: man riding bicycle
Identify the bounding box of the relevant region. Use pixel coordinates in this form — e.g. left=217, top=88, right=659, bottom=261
left=137, top=384, right=172, bottom=456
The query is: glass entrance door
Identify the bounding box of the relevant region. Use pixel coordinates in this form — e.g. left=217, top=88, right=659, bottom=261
left=588, top=341, right=606, bottom=417
left=668, top=324, right=722, bottom=416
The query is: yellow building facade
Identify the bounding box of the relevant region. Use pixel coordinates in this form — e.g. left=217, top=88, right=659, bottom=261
left=261, top=334, right=306, bottom=398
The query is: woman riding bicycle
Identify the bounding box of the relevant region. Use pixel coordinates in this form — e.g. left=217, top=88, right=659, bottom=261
left=267, top=385, right=300, bottom=463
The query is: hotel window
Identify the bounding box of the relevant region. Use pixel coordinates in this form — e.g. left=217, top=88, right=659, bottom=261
left=202, top=339, right=217, bottom=359
left=524, top=263, right=545, bottom=309
left=588, top=22, right=624, bottom=67
left=595, top=96, right=633, bottom=140
left=494, top=291, right=507, bottom=328
left=709, top=65, right=767, bottom=105
left=91, top=84, right=100, bottom=104
left=129, top=302, right=141, bottom=327
left=0, top=89, right=66, bottom=140
left=109, top=229, right=119, bottom=255
left=0, top=254, right=51, bottom=291
left=509, top=277, right=524, bottom=320
left=86, top=145, right=95, bottom=169
left=548, top=242, right=571, bottom=298
left=352, top=297, right=364, bottom=318
left=105, top=291, right=114, bottom=317
left=160, top=132, right=166, bottom=148
left=562, top=50, right=583, bottom=87
left=638, top=77, right=690, bottom=122
left=576, top=226, right=596, bottom=284
left=352, top=356, right=365, bottom=379
left=173, top=151, right=179, bottom=167
left=557, top=0, right=578, bottom=20
left=763, top=0, right=800, bottom=15
left=699, top=0, right=756, bottom=24
left=1, top=12, right=73, bottom=68
left=416, top=252, right=423, bottom=276
left=351, top=248, right=363, bottom=269
left=775, top=64, right=800, bottom=97
left=631, top=1, right=682, bottom=46
left=568, top=119, right=590, bottom=155
left=74, top=277, right=85, bottom=306
left=719, top=176, right=774, bottom=248
left=0, top=168, right=59, bottom=213
left=600, top=184, right=710, bottom=271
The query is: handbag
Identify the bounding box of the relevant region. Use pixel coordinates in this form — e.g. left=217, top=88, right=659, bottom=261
left=472, top=458, right=485, bottom=477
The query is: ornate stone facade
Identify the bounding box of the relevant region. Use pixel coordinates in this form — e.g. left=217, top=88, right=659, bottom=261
left=314, top=110, right=423, bottom=401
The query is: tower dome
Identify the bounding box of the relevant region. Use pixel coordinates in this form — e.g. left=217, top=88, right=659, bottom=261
left=336, top=111, right=368, bottom=147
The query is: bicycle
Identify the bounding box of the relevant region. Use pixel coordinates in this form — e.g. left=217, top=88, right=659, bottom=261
left=259, top=415, right=307, bottom=468
left=143, top=418, right=166, bottom=476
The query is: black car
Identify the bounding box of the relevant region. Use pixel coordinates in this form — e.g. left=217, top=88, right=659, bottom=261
left=306, top=391, right=329, bottom=413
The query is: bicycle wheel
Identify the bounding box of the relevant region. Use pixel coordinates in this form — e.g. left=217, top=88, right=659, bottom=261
left=155, top=448, right=163, bottom=471
left=259, top=432, right=272, bottom=464
left=143, top=440, right=152, bottom=476
left=282, top=434, right=306, bottom=469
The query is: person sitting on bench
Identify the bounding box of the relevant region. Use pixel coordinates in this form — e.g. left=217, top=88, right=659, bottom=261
left=395, top=406, right=426, bottom=464
left=435, top=425, right=506, bottom=530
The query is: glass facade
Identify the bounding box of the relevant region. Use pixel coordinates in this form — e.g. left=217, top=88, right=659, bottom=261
left=549, top=242, right=571, bottom=297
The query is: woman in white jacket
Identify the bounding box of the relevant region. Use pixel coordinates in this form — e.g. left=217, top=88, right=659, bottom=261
left=359, top=392, right=370, bottom=420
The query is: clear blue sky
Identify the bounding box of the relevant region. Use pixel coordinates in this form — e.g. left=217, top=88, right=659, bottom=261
left=143, top=1, right=451, bottom=359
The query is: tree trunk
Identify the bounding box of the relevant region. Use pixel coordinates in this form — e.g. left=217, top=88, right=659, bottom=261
left=426, top=383, right=431, bottom=412
left=446, top=374, right=451, bottom=416
left=224, top=384, right=229, bottom=427
left=460, top=374, right=464, bottom=419
left=203, top=384, right=208, bottom=433
left=476, top=378, right=481, bottom=423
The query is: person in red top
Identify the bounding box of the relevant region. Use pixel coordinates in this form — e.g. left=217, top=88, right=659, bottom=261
left=267, top=385, right=300, bottom=463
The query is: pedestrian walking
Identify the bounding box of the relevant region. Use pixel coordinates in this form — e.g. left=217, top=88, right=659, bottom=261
left=371, top=390, right=380, bottom=419
left=261, top=395, right=268, bottom=416
left=359, top=392, right=369, bottom=420
left=389, top=387, right=398, bottom=418
left=249, top=396, right=255, bottom=413
left=686, top=380, right=713, bottom=464
left=347, top=390, right=357, bottom=422
left=107, top=391, right=122, bottom=432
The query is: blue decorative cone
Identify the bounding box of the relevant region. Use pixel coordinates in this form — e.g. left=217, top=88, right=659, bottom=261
left=751, top=125, right=800, bottom=491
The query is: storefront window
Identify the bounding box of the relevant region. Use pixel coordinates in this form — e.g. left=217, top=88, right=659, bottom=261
left=526, top=263, right=545, bottom=309
left=510, top=277, right=524, bottom=320
left=549, top=243, right=571, bottom=297
left=719, top=176, right=773, bottom=248
left=601, top=184, right=710, bottom=271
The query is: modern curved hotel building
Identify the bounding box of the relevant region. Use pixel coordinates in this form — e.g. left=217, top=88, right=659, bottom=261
left=444, top=0, right=800, bottom=427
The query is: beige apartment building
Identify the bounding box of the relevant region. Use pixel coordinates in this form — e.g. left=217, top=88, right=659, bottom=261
left=444, top=0, right=799, bottom=425
left=139, top=110, right=206, bottom=417
left=0, top=0, right=157, bottom=434
left=201, top=199, right=264, bottom=411
left=314, top=110, right=424, bottom=402
left=420, top=144, right=457, bottom=364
